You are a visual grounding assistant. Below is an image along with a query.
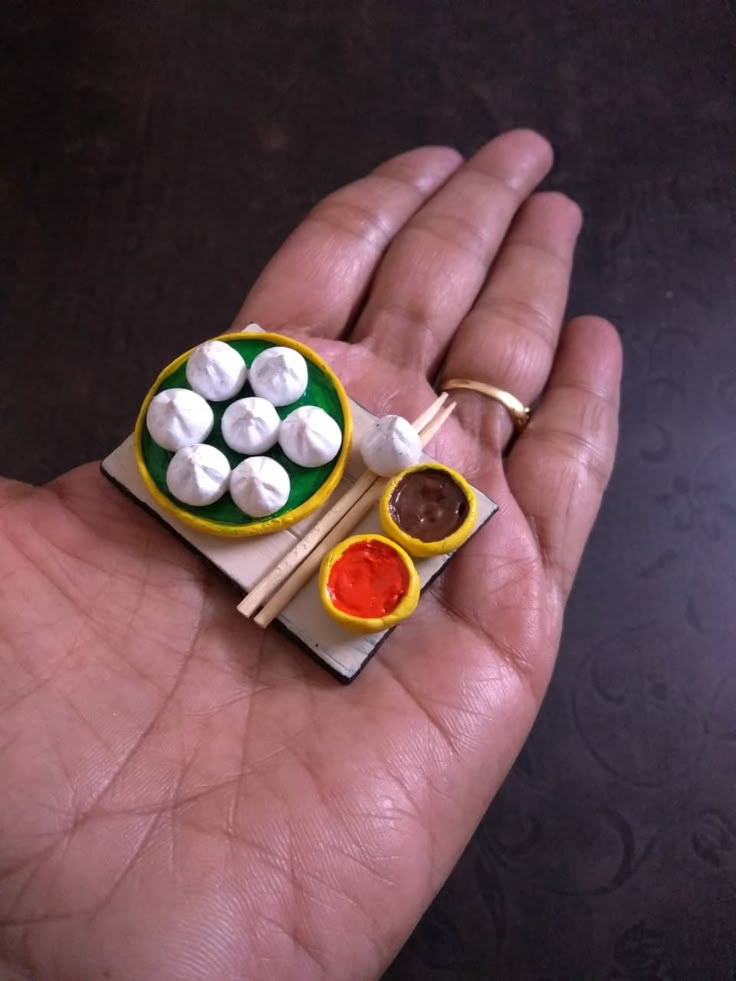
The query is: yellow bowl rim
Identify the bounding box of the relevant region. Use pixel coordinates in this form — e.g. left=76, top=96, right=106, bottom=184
left=379, top=462, right=478, bottom=558
left=134, top=331, right=353, bottom=537
left=319, top=533, right=420, bottom=632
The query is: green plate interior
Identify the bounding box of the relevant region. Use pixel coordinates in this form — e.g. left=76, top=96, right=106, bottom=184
left=140, top=338, right=346, bottom=527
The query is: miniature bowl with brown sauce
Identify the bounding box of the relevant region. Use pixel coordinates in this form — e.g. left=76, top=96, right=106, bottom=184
left=379, top=463, right=477, bottom=558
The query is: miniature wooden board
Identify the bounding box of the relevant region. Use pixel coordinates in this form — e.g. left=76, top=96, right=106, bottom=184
left=101, top=399, right=498, bottom=682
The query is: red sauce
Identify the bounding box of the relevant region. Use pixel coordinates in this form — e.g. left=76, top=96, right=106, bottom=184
left=327, top=540, right=409, bottom=618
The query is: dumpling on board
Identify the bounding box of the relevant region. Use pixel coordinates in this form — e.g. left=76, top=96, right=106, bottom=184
left=360, top=414, right=422, bottom=476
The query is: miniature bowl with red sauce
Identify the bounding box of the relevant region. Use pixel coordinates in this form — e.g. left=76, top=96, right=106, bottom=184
left=319, top=534, right=420, bottom=632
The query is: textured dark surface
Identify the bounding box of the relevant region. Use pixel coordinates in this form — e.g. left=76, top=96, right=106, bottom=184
left=2, top=1, right=736, bottom=978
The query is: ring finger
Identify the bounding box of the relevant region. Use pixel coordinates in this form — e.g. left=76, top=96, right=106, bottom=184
left=438, top=190, right=583, bottom=456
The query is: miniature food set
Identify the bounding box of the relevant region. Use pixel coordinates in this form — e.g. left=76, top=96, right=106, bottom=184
left=101, top=326, right=498, bottom=682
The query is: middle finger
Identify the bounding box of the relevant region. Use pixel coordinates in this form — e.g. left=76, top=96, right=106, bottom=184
left=350, top=129, right=553, bottom=376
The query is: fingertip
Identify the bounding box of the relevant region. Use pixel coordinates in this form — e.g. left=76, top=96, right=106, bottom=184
left=469, top=129, right=555, bottom=189
left=502, top=128, right=555, bottom=165
left=534, top=190, right=583, bottom=232
left=567, top=315, right=622, bottom=359
left=558, top=315, right=623, bottom=396
left=376, top=145, right=464, bottom=193
left=568, top=313, right=618, bottom=332
left=512, top=191, right=584, bottom=251
left=414, top=144, right=465, bottom=167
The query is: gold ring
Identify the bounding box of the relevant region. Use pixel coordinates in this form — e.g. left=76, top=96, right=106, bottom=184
left=441, top=378, right=531, bottom=432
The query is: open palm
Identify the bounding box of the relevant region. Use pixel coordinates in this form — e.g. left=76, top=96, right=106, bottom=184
left=0, top=131, right=621, bottom=981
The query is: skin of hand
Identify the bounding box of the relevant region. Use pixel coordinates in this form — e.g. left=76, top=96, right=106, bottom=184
left=0, top=131, right=621, bottom=981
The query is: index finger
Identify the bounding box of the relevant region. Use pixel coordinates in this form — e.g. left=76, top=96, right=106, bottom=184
left=230, top=147, right=463, bottom=337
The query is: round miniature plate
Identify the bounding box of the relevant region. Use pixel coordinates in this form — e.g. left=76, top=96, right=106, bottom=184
left=134, top=332, right=353, bottom=537
left=379, top=463, right=478, bottom=558
left=319, top=534, right=420, bottom=633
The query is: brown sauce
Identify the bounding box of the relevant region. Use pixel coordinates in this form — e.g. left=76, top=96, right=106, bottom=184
left=388, top=468, right=468, bottom=542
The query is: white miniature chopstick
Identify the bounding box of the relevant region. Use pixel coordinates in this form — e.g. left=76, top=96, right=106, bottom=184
left=249, top=396, right=456, bottom=629
left=237, top=393, right=449, bottom=619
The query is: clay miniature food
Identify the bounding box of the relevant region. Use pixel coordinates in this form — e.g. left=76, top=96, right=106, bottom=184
left=379, top=463, right=478, bottom=557
left=135, top=333, right=352, bottom=536
left=390, top=468, right=468, bottom=540
left=230, top=456, right=291, bottom=518
left=360, top=414, right=423, bottom=476
left=319, top=534, right=420, bottom=632
left=166, top=443, right=231, bottom=506
left=249, top=346, right=309, bottom=406
left=221, top=396, right=281, bottom=455
left=111, top=336, right=498, bottom=678
left=279, top=405, right=343, bottom=467
left=145, top=388, right=214, bottom=452
left=185, top=339, right=248, bottom=402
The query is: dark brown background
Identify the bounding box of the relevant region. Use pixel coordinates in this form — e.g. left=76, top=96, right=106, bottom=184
left=2, top=1, right=736, bottom=978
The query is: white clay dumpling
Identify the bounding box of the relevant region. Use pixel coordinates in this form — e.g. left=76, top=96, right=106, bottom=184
left=185, top=340, right=248, bottom=402
left=230, top=456, right=290, bottom=517
left=166, top=443, right=231, bottom=506
left=249, top=346, right=308, bottom=407
left=360, top=414, right=422, bottom=477
left=221, top=397, right=281, bottom=455
left=279, top=405, right=342, bottom=468
left=146, top=388, right=214, bottom=452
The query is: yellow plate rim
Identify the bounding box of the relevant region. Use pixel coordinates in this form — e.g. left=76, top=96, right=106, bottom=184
left=134, top=332, right=353, bottom=537
left=378, top=463, right=478, bottom=557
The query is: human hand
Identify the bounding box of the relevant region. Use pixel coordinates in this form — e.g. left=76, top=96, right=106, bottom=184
left=0, top=130, right=621, bottom=981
